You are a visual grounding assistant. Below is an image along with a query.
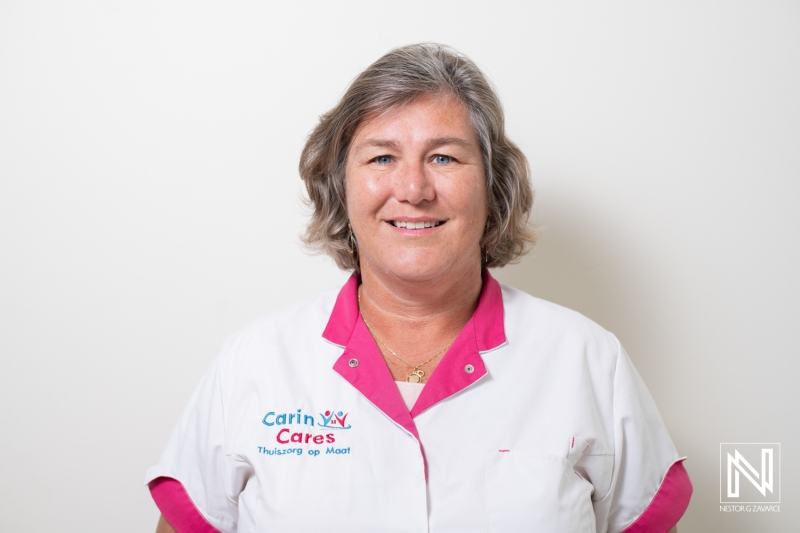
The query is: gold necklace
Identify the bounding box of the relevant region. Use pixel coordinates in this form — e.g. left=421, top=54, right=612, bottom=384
left=358, top=286, right=454, bottom=383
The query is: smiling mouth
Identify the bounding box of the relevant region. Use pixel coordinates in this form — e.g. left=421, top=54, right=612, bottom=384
left=389, top=220, right=445, bottom=229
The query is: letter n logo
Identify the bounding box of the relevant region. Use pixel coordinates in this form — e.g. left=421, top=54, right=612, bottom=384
left=720, top=443, right=780, bottom=503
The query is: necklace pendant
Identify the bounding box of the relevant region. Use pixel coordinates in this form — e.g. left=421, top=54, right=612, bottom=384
left=406, top=368, right=425, bottom=383
left=407, top=373, right=421, bottom=383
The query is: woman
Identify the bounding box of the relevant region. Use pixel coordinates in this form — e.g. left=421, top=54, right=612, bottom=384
left=147, top=43, right=692, bottom=532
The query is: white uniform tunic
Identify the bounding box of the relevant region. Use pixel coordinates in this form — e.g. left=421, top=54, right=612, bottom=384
left=145, top=272, right=692, bottom=533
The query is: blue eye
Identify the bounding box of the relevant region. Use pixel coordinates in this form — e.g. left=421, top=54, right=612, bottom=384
left=433, top=155, right=451, bottom=164
left=375, top=155, right=392, bottom=165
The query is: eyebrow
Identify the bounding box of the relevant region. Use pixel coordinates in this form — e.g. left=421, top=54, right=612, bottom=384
left=352, top=136, right=474, bottom=154
left=424, top=137, right=473, bottom=151
left=352, top=139, right=400, bottom=152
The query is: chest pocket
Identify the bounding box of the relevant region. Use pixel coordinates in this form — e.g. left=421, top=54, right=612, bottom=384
left=486, top=441, right=597, bottom=533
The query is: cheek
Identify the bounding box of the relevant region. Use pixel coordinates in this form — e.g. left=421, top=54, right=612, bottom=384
left=473, top=191, right=488, bottom=221
left=345, top=171, right=368, bottom=221
left=345, top=168, right=387, bottom=217
left=456, top=177, right=488, bottom=226
left=465, top=188, right=489, bottom=244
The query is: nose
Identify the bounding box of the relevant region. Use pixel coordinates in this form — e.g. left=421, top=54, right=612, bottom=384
left=393, top=160, right=435, bottom=204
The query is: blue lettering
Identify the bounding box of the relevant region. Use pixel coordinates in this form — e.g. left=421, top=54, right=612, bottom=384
left=262, top=412, right=275, bottom=426
left=326, top=446, right=351, bottom=455
left=276, top=413, right=287, bottom=425
left=258, top=446, right=304, bottom=456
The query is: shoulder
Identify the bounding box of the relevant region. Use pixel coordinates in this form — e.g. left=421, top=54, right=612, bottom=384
left=497, top=283, right=623, bottom=383
left=214, top=286, right=341, bottom=367
left=500, top=284, right=618, bottom=349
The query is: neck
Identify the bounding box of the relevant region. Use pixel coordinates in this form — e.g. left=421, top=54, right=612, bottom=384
left=357, top=262, right=484, bottom=365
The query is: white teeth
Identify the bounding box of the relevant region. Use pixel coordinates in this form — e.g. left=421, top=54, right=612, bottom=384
left=392, top=221, right=442, bottom=228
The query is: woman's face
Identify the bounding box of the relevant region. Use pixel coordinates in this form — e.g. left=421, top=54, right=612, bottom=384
left=345, top=94, right=488, bottom=284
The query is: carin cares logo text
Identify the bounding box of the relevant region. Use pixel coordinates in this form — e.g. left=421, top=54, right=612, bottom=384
left=263, top=408, right=352, bottom=445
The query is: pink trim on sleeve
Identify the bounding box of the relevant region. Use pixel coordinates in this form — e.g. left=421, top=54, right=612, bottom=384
left=620, top=458, right=693, bottom=533
left=149, top=477, right=222, bottom=533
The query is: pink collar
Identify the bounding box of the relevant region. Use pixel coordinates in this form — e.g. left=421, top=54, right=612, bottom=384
left=324, top=270, right=506, bottom=440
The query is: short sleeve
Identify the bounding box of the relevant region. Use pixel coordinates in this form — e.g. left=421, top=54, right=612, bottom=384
left=145, top=343, right=252, bottom=533
left=593, top=339, right=692, bottom=533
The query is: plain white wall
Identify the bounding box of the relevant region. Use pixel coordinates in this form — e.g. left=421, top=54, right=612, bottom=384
left=1, top=1, right=797, bottom=531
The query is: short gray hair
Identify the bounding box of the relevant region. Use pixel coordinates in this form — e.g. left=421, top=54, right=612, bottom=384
left=300, top=43, right=536, bottom=271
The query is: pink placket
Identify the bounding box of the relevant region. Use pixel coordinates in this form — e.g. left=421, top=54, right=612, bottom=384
left=325, top=270, right=507, bottom=438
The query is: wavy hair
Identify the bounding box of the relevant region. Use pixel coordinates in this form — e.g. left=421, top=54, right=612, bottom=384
left=300, top=43, right=536, bottom=271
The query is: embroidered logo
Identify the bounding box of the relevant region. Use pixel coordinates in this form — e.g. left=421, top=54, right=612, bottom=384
left=262, top=408, right=352, bottom=430
left=319, top=410, right=351, bottom=429
left=261, top=408, right=353, bottom=451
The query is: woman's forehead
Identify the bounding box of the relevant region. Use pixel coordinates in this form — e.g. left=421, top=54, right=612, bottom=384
left=350, top=95, right=477, bottom=151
